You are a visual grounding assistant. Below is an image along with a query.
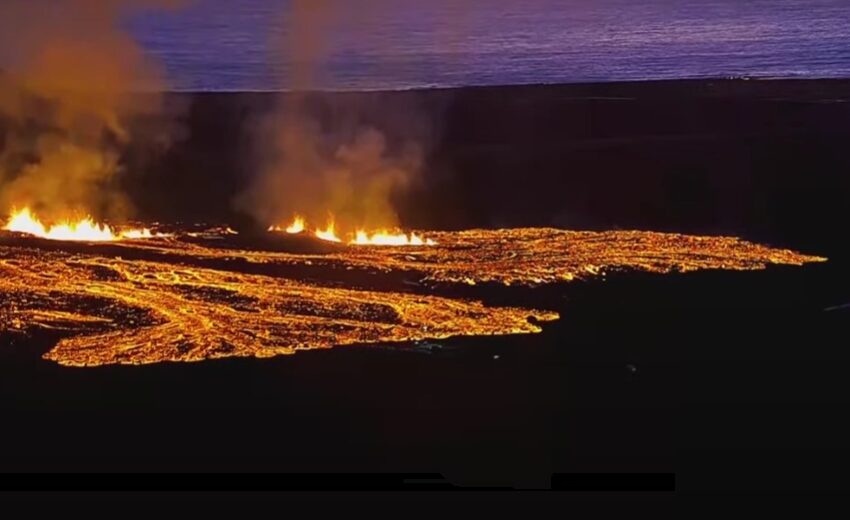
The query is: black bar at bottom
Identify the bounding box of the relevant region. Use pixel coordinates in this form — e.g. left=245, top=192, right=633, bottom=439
left=0, top=473, right=675, bottom=492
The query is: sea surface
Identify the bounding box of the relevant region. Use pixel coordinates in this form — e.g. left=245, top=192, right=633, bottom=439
left=125, top=0, right=850, bottom=91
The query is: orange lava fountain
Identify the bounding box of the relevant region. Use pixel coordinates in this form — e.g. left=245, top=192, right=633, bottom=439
left=271, top=214, right=437, bottom=246
left=351, top=230, right=435, bottom=246
left=314, top=216, right=342, bottom=243
left=285, top=215, right=306, bottom=234
left=3, top=208, right=155, bottom=242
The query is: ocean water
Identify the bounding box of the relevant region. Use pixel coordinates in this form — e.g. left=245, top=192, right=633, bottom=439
left=126, top=0, right=850, bottom=91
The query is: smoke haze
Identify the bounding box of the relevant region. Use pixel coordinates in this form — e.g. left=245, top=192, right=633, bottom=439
left=0, top=0, right=186, bottom=222
left=235, top=0, right=439, bottom=235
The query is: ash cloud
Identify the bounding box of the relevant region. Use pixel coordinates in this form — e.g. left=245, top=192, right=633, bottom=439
left=234, top=0, right=433, bottom=235
left=0, top=0, right=186, bottom=223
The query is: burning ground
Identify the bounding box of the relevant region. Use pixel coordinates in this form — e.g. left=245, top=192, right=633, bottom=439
left=0, top=224, right=825, bottom=367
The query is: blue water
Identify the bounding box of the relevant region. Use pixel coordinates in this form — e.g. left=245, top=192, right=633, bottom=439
left=126, top=0, right=850, bottom=91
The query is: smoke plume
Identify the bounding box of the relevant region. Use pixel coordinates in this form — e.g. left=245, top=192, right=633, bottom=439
left=234, top=0, right=430, bottom=235
left=0, top=0, right=185, bottom=223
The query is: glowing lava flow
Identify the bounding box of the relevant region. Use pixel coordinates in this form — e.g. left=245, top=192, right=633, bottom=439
left=0, top=224, right=826, bottom=367
left=3, top=208, right=155, bottom=242
left=120, top=229, right=154, bottom=239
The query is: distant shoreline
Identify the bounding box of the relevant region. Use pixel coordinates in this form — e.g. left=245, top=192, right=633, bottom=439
left=163, top=76, right=850, bottom=98
left=5, top=69, right=850, bottom=97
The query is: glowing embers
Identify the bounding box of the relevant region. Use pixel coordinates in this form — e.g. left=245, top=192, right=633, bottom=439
left=270, top=214, right=436, bottom=246
left=3, top=207, right=159, bottom=242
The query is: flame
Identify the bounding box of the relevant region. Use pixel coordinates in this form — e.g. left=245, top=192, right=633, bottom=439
left=3, top=208, right=155, bottom=242
left=315, top=217, right=342, bottom=243
left=268, top=215, right=306, bottom=234
left=285, top=215, right=306, bottom=234
left=268, top=214, right=436, bottom=246
left=351, top=230, right=436, bottom=246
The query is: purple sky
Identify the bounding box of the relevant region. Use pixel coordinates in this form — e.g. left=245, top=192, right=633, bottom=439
left=122, top=0, right=850, bottom=90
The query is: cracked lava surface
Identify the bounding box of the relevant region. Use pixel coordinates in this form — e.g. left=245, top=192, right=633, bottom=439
left=0, top=226, right=825, bottom=367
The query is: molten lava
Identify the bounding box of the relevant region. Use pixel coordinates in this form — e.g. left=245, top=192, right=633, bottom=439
left=352, top=230, right=436, bottom=246
left=120, top=229, right=155, bottom=239
left=271, top=214, right=437, bottom=246
left=0, top=224, right=826, bottom=367
left=3, top=208, right=155, bottom=242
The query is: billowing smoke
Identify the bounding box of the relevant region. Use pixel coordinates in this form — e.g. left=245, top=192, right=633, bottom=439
left=234, top=0, right=430, bottom=235
left=236, top=103, right=425, bottom=232
left=0, top=0, right=186, bottom=223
